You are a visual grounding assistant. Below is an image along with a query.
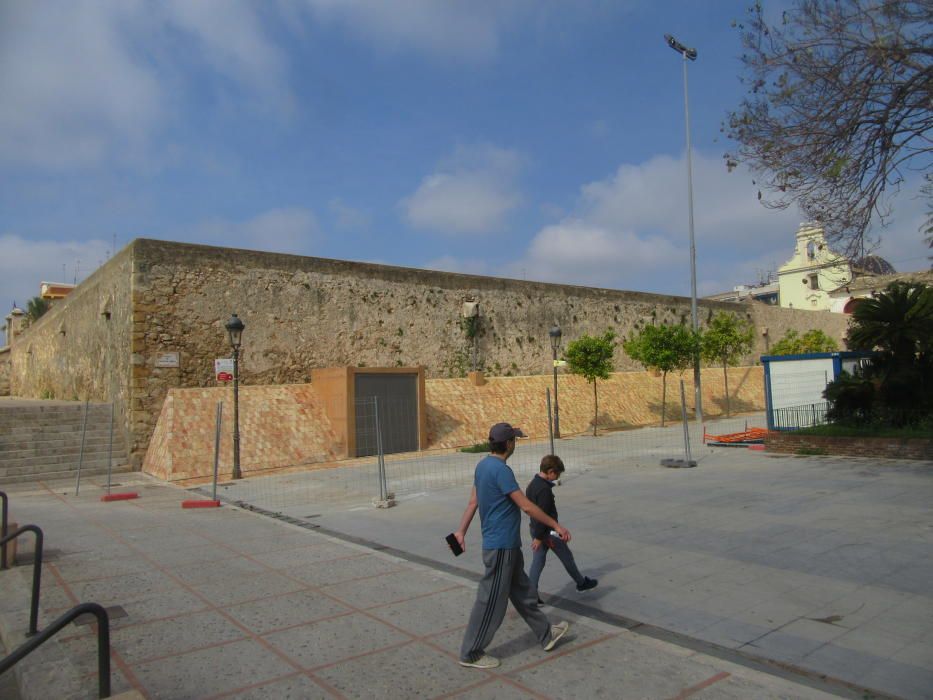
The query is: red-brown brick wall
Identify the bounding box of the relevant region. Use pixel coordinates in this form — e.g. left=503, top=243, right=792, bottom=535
left=765, top=433, right=933, bottom=460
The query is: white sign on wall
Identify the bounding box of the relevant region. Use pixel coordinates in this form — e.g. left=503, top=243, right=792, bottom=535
left=215, top=358, right=234, bottom=382
left=155, top=352, right=180, bottom=368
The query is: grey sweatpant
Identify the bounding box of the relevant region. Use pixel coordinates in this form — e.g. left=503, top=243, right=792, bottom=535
left=460, top=548, right=551, bottom=662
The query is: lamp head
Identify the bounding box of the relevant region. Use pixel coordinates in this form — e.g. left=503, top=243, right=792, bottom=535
left=664, top=34, right=697, bottom=60
left=225, top=313, right=245, bottom=349
left=548, top=324, right=562, bottom=352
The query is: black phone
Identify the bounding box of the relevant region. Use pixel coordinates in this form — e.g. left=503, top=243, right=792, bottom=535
left=445, top=533, right=463, bottom=556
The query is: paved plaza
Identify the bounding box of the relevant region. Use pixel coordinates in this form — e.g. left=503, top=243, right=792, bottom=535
left=0, top=444, right=930, bottom=698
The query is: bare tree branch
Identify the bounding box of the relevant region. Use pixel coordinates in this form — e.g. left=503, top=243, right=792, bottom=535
left=725, top=0, right=933, bottom=259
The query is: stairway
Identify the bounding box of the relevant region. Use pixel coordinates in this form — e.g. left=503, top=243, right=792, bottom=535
left=0, top=400, right=131, bottom=484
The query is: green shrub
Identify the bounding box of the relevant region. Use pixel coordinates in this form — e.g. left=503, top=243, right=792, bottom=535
left=460, top=441, right=490, bottom=453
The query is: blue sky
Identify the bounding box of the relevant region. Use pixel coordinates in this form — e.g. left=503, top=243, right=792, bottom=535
left=1, top=1, right=929, bottom=344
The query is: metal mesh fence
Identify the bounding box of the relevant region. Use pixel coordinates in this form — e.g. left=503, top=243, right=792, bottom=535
left=770, top=401, right=830, bottom=430
left=204, top=388, right=768, bottom=515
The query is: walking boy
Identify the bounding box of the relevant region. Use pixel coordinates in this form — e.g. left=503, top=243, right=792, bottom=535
left=527, top=455, right=597, bottom=601
left=454, top=423, right=572, bottom=669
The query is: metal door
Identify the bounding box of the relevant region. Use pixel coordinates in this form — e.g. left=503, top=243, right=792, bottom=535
left=354, top=373, right=419, bottom=457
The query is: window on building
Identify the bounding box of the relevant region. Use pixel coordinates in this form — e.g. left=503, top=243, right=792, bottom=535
left=806, top=241, right=816, bottom=259
left=809, top=274, right=819, bottom=290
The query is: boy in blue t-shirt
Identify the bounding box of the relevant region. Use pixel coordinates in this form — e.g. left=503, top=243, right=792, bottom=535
left=453, top=423, right=572, bottom=669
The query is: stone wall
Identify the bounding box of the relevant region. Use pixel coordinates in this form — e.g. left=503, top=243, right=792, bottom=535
left=10, top=246, right=135, bottom=455
left=10, top=238, right=848, bottom=469
left=0, top=348, right=9, bottom=396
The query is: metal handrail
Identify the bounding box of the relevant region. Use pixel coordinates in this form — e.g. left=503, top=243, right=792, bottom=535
left=0, top=602, right=111, bottom=698
left=0, top=525, right=43, bottom=635
left=0, top=490, right=7, bottom=570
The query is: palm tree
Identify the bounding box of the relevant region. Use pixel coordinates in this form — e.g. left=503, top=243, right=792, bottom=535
left=847, top=282, right=933, bottom=416
left=848, top=282, right=933, bottom=362
left=25, top=296, right=50, bottom=324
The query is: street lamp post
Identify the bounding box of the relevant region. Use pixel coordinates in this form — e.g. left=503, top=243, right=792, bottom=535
left=549, top=325, right=562, bottom=440
left=664, top=33, right=703, bottom=426
left=225, top=314, right=245, bottom=480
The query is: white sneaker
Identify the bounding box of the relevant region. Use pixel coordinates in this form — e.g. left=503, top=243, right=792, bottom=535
left=544, top=621, right=570, bottom=651
left=459, top=654, right=500, bottom=669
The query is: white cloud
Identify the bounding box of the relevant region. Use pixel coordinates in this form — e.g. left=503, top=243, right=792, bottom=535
left=0, top=1, right=290, bottom=170
left=179, top=208, right=320, bottom=255
left=511, top=220, right=683, bottom=290
left=293, top=0, right=525, bottom=62
left=0, top=234, right=111, bottom=343
left=0, top=2, right=162, bottom=169
left=401, top=144, right=523, bottom=235
left=514, top=151, right=807, bottom=296
left=329, top=199, right=371, bottom=232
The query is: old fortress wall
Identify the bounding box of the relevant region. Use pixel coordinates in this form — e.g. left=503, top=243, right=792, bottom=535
left=9, top=238, right=850, bottom=468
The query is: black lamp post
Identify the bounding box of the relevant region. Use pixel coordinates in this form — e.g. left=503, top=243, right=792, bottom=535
left=549, top=324, right=562, bottom=439
left=225, top=314, right=245, bottom=480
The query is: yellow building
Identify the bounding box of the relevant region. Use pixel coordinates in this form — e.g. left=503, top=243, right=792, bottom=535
left=777, top=223, right=852, bottom=311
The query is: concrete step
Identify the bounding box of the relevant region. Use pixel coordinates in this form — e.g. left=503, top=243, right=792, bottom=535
left=0, top=438, right=127, bottom=458
left=0, top=406, right=113, bottom=421
left=0, top=458, right=127, bottom=479
left=0, top=463, right=133, bottom=485
left=0, top=421, right=116, bottom=436
left=0, top=453, right=125, bottom=471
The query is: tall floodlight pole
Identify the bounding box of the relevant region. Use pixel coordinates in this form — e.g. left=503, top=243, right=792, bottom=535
left=664, top=33, right=703, bottom=426
left=225, top=314, right=245, bottom=480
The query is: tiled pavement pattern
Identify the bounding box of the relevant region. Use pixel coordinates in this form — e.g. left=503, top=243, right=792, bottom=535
left=2, top=473, right=848, bottom=700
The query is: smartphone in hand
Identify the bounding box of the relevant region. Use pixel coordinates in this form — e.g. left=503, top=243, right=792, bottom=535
left=445, top=533, right=463, bottom=556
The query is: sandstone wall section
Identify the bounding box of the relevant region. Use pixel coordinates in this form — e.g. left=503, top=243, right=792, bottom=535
left=10, top=247, right=135, bottom=455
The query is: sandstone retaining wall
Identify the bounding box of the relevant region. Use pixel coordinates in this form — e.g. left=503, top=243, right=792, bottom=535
left=145, top=366, right=764, bottom=481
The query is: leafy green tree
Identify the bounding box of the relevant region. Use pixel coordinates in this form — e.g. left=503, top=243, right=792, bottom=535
left=701, top=312, right=754, bottom=417
left=25, top=296, right=50, bottom=324
left=564, top=330, right=616, bottom=436
left=769, top=329, right=839, bottom=356
left=846, top=281, right=933, bottom=414
left=725, top=0, right=933, bottom=257
left=623, top=323, right=698, bottom=426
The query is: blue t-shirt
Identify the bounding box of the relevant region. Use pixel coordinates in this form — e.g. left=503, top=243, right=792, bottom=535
left=474, top=454, right=521, bottom=550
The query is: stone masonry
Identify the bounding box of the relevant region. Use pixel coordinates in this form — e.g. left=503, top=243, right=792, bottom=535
left=10, top=239, right=847, bottom=470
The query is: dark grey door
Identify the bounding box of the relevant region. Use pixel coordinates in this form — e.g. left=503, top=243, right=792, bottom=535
left=354, top=373, right=419, bottom=457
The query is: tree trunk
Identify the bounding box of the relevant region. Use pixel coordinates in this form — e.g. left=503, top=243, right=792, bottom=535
left=592, top=380, right=598, bottom=436
left=722, top=356, right=731, bottom=417
left=661, top=372, right=667, bottom=427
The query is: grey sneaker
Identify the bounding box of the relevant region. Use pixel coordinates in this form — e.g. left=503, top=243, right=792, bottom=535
left=544, top=621, right=570, bottom=651
left=459, top=654, right=500, bottom=669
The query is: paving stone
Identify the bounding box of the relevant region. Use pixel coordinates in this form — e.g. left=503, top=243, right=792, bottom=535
left=320, top=569, right=458, bottom=609
left=221, top=673, right=333, bottom=699
left=278, top=552, right=405, bottom=587
left=316, top=640, right=478, bottom=698
left=130, top=639, right=296, bottom=699
left=262, top=612, right=409, bottom=669
left=224, top=589, right=352, bottom=635
left=190, top=570, right=307, bottom=607
left=111, top=609, right=247, bottom=664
